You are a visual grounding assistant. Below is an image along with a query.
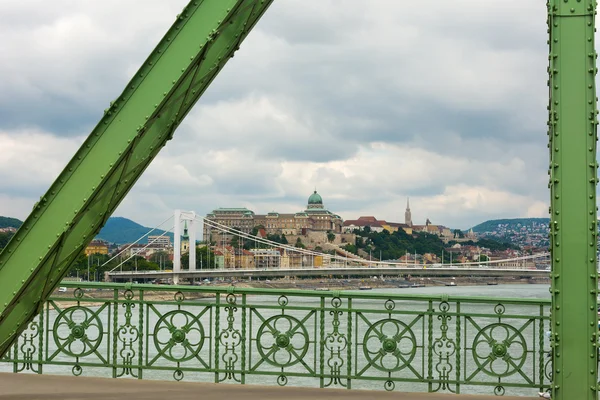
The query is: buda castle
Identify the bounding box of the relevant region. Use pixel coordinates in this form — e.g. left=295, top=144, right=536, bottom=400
left=203, top=190, right=343, bottom=242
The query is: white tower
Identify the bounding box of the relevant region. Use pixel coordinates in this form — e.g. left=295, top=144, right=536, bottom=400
left=173, top=210, right=197, bottom=284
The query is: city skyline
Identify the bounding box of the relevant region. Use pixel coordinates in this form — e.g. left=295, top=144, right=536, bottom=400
left=0, top=1, right=559, bottom=230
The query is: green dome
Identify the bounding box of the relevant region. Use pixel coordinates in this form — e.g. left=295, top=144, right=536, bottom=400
left=308, top=190, right=323, bottom=205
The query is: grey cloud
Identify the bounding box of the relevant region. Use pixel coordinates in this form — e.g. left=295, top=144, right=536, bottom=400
left=0, top=0, right=568, bottom=228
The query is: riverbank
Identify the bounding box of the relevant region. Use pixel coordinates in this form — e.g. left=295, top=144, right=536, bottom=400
left=52, top=277, right=550, bottom=305
left=230, top=276, right=549, bottom=291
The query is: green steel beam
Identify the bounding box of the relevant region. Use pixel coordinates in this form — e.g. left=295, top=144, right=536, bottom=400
left=548, top=1, right=598, bottom=399
left=0, top=0, right=274, bottom=356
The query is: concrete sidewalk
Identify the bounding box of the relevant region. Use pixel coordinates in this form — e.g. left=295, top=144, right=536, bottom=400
left=0, top=373, right=539, bottom=400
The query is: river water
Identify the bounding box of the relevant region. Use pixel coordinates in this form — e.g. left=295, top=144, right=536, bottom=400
left=1, top=284, right=552, bottom=397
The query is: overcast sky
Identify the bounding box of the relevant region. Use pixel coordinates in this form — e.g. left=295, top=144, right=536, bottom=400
left=0, top=0, right=562, bottom=230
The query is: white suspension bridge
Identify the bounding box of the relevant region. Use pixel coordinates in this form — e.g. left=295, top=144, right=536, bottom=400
left=104, top=210, right=550, bottom=283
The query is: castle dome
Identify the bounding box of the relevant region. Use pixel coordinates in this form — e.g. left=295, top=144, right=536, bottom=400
left=308, top=190, right=323, bottom=205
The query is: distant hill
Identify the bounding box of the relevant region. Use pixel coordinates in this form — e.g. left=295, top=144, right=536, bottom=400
left=0, top=215, right=175, bottom=245
left=470, top=218, right=549, bottom=233
left=96, top=217, right=174, bottom=244
left=0, top=216, right=23, bottom=229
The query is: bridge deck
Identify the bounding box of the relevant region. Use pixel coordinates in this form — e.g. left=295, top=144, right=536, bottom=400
left=0, top=373, right=538, bottom=400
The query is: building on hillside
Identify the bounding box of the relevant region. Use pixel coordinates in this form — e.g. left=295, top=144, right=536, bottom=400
left=249, top=249, right=281, bottom=269
left=219, top=245, right=254, bottom=269
left=430, top=227, right=476, bottom=244
left=342, top=216, right=412, bottom=234
left=212, top=250, right=225, bottom=269
left=117, top=243, right=168, bottom=260
left=148, top=235, right=171, bottom=248
left=385, top=222, right=413, bottom=235
left=203, top=190, right=343, bottom=242
left=279, top=249, right=305, bottom=268
left=85, top=240, right=109, bottom=256
left=412, top=218, right=453, bottom=242
left=342, top=216, right=385, bottom=233
left=342, top=199, right=458, bottom=237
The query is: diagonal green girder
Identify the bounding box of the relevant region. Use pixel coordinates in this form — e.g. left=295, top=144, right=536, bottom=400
left=0, top=0, right=274, bottom=356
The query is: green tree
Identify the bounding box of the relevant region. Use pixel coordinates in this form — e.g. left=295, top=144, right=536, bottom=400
left=0, top=231, right=14, bottom=249
left=251, top=225, right=265, bottom=236
left=453, top=229, right=464, bottom=238
left=65, top=252, right=132, bottom=281
left=181, top=246, right=217, bottom=269
left=295, top=237, right=305, bottom=249
left=149, top=251, right=173, bottom=270
left=123, top=256, right=159, bottom=272
left=343, top=243, right=358, bottom=254
left=327, top=231, right=335, bottom=243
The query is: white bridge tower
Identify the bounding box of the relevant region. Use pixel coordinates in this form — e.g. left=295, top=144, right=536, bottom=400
left=173, top=210, right=196, bottom=284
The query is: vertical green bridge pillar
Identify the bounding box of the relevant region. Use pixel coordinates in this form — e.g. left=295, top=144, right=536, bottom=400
left=548, top=1, right=598, bottom=399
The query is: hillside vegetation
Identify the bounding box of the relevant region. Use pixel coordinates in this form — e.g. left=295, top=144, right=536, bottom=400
left=97, top=217, right=174, bottom=244
left=0, top=216, right=22, bottom=229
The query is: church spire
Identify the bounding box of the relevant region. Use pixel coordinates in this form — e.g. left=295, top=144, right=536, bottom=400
left=404, top=197, right=412, bottom=227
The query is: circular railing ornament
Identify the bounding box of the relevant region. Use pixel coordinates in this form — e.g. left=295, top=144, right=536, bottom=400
left=256, top=315, right=309, bottom=367
left=153, top=310, right=205, bottom=362
left=53, top=306, right=103, bottom=357
left=363, top=319, right=416, bottom=372
left=472, top=323, right=526, bottom=377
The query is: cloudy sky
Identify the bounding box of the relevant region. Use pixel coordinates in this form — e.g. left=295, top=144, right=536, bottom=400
left=0, top=0, right=558, bottom=230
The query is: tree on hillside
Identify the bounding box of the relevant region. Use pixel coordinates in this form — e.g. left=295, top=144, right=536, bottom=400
left=251, top=225, right=265, bottom=236
left=0, top=232, right=14, bottom=249
left=0, top=216, right=22, bottom=229
left=327, top=231, right=335, bottom=243
left=343, top=243, right=358, bottom=254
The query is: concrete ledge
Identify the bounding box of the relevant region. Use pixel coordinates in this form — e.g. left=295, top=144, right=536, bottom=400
left=0, top=373, right=538, bottom=400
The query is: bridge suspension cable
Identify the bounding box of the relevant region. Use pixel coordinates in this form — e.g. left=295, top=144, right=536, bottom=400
left=107, top=226, right=174, bottom=273
left=196, top=214, right=549, bottom=268
left=101, top=214, right=174, bottom=269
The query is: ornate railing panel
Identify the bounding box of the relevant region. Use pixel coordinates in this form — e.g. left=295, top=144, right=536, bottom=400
left=0, top=282, right=550, bottom=396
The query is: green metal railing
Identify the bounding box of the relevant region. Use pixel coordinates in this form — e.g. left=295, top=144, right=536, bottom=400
left=0, top=282, right=551, bottom=396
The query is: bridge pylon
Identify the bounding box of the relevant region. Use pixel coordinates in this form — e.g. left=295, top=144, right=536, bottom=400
left=173, top=210, right=197, bottom=284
